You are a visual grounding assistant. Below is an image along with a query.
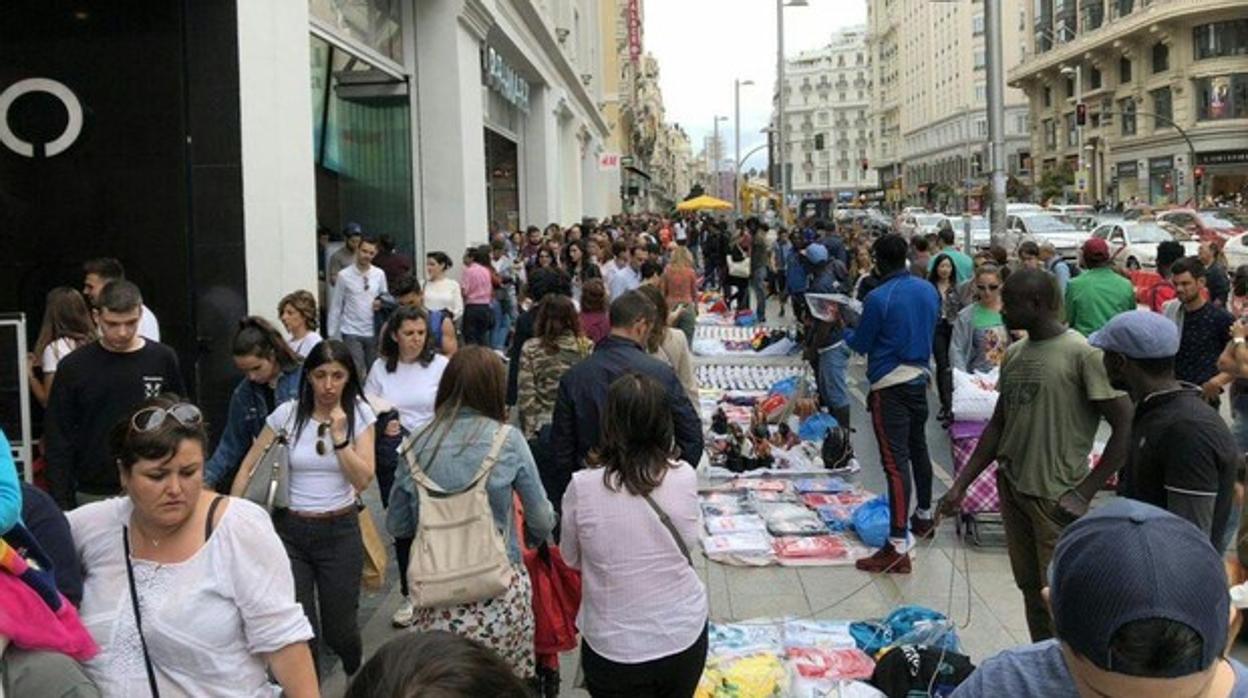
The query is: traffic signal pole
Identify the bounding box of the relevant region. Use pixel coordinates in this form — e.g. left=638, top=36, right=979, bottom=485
left=984, top=0, right=1008, bottom=246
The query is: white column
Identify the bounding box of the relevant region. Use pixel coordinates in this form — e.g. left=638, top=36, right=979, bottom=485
left=416, top=0, right=491, bottom=259
left=236, top=0, right=317, bottom=321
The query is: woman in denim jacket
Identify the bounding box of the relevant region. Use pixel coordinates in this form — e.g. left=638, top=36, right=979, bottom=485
left=387, top=346, right=555, bottom=681
left=204, top=317, right=301, bottom=490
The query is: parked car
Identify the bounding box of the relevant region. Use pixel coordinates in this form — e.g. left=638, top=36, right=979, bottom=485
left=945, top=215, right=991, bottom=249
left=1221, top=231, right=1248, bottom=271
left=1122, top=205, right=1156, bottom=221
left=1055, top=212, right=1100, bottom=232
left=1006, top=203, right=1045, bottom=215
left=1090, top=220, right=1198, bottom=270
left=1047, top=204, right=1095, bottom=217
left=1157, top=209, right=1245, bottom=242
left=1006, top=212, right=1087, bottom=259
left=898, top=213, right=948, bottom=238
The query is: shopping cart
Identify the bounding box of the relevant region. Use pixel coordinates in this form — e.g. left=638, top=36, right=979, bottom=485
left=948, top=421, right=1004, bottom=546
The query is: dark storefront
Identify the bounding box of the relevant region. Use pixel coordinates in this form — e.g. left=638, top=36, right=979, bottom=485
left=0, top=2, right=249, bottom=444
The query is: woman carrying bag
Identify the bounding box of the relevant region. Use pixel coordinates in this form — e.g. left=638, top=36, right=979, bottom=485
left=72, top=397, right=317, bottom=696
left=560, top=373, right=707, bottom=698
left=726, top=233, right=752, bottom=312
left=386, top=346, right=556, bottom=681
left=230, top=339, right=375, bottom=680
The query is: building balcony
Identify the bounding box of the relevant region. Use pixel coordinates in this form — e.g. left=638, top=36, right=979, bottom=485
left=1009, top=0, right=1245, bottom=85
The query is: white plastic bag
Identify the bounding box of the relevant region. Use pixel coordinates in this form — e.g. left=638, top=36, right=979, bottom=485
left=951, top=368, right=999, bottom=422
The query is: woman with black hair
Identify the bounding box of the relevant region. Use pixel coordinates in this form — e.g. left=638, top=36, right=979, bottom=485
left=460, top=245, right=496, bottom=347
left=560, top=373, right=707, bottom=697
left=928, top=253, right=959, bottom=424
left=562, top=238, right=601, bottom=304
left=204, top=317, right=303, bottom=490
left=231, top=339, right=376, bottom=679
left=423, top=252, right=464, bottom=322
left=364, top=305, right=449, bottom=628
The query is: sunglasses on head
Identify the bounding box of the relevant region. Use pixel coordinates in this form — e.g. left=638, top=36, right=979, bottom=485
left=976, top=283, right=1001, bottom=292
left=131, top=404, right=203, bottom=433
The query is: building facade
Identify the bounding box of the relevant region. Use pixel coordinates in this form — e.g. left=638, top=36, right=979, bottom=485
left=1012, top=0, right=1248, bottom=205
left=0, top=0, right=613, bottom=440
left=868, top=0, right=1033, bottom=212
left=774, top=27, right=880, bottom=206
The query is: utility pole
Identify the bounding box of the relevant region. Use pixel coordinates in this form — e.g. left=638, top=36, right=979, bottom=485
left=734, top=79, right=754, bottom=213
left=777, top=0, right=787, bottom=219
left=712, top=115, right=728, bottom=201
left=984, top=0, right=1008, bottom=245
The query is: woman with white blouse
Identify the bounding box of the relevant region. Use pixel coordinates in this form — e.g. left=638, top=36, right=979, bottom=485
left=422, top=252, right=464, bottom=322
left=560, top=373, right=708, bottom=698
left=70, top=397, right=316, bottom=697
left=279, top=290, right=324, bottom=359
left=232, top=339, right=376, bottom=679
left=363, top=305, right=449, bottom=628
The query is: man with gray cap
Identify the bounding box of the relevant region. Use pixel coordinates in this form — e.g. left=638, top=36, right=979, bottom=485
left=952, top=498, right=1248, bottom=697
left=1090, top=309, right=1240, bottom=547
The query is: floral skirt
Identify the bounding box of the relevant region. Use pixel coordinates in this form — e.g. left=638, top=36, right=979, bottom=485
left=410, top=565, right=535, bottom=678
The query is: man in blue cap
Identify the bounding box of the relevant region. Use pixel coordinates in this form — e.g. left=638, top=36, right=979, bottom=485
left=1090, top=309, right=1241, bottom=549
left=953, top=498, right=1248, bottom=697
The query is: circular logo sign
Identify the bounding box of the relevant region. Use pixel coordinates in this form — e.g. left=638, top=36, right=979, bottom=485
left=0, top=78, right=84, bottom=158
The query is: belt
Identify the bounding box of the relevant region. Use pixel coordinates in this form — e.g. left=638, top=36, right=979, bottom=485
left=286, top=504, right=357, bottom=520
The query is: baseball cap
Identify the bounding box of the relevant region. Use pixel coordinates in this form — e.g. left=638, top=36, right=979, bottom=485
left=1087, top=310, right=1180, bottom=360
left=803, top=243, right=829, bottom=264
left=1081, top=237, right=1110, bottom=263
left=1050, top=498, right=1229, bottom=677
left=344, top=222, right=363, bottom=237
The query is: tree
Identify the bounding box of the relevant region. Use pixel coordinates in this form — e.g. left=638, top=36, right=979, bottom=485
left=1037, top=162, right=1074, bottom=204
left=1006, top=175, right=1029, bottom=202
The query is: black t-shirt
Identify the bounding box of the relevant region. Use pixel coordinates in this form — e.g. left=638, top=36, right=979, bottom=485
left=1175, top=302, right=1234, bottom=385
left=1120, top=387, right=1239, bottom=546
left=44, top=340, right=184, bottom=507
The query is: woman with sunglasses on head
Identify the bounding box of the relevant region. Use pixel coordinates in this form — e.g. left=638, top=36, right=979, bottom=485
left=230, top=339, right=376, bottom=680
left=204, top=317, right=303, bottom=492
left=950, top=264, right=1011, bottom=375
left=387, top=346, right=555, bottom=681
left=69, top=397, right=317, bottom=696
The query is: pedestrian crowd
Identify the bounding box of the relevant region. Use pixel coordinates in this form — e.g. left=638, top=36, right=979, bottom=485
left=6, top=207, right=1248, bottom=698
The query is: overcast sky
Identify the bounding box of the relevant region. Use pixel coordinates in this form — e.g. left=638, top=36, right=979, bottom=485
left=644, top=0, right=868, bottom=176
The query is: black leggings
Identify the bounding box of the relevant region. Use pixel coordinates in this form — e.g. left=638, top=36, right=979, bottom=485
left=726, top=276, right=750, bottom=310
left=462, top=303, right=493, bottom=346
left=933, top=320, right=953, bottom=414
left=581, top=625, right=708, bottom=698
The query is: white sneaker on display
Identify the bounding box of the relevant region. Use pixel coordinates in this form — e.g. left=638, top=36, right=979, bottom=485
left=391, top=596, right=415, bottom=628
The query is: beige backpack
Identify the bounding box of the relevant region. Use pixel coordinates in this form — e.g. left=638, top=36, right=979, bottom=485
left=403, top=424, right=515, bottom=608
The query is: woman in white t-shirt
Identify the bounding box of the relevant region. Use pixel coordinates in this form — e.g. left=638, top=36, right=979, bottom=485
left=422, top=251, right=464, bottom=322
left=71, top=396, right=316, bottom=697
left=278, top=290, right=324, bottom=359
left=364, top=305, right=449, bottom=628
left=231, top=339, right=376, bottom=678
left=28, top=286, right=95, bottom=407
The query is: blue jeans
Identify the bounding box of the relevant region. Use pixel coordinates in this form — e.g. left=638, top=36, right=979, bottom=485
left=751, top=267, right=768, bottom=321
left=490, top=299, right=512, bottom=350
left=816, top=342, right=851, bottom=409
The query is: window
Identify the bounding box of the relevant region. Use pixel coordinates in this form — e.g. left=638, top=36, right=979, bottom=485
left=974, top=50, right=986, bottom=69
left=974, top=83, right=986, bottom=102
left=1043, top=85, right=1052, bottom=107
left=818, top=111, right=829, bottom=124
left=1043, top=118, right=1057, bottom=148
left=1089, top=67, right=1101, bottom=90
left=1151, top=42, right=1169, bottom=73
left=1065, top=113, right=1077, bottom=146
left=819, top=171, right=829, bottom=184
left=976, top=119, right=988, bottom=137
left=1194, top=20, right=1248, bottom=60
left=840, top=169, right=849, bottom=181
left=1151, top=87, right=1172, bottom=128
left=1119, top=97, right=1136, bottom=135
left=1196, top=74, right=1248, bottom=121
left=1119, top=56, right=1132, bottom=84
left=1015, top=114, right=1027, bottom=133
left=1065, top=76, right=1074, bottom=99
left=973, top=14, right=985, bottom=35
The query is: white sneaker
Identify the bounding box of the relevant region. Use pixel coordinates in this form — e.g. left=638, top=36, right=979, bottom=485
left=391, top=596, right=415, bottom=628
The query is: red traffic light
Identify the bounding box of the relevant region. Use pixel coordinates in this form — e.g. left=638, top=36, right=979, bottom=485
left=1075, top=103, right=1087, bottom=126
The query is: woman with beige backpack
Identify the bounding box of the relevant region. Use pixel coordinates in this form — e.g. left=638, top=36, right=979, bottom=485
left=386, top=345, right=556, bottom=681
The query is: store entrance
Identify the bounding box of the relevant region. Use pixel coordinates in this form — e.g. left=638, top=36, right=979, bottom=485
left=485, top=127, right=520, bottom=233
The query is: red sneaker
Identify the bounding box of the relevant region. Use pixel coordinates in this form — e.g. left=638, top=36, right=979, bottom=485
left=910, top=515, right=935, bottom=540
left=854, top=543, right=912, bottom=574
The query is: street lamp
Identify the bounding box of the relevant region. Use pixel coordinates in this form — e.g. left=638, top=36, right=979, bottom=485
left=734, top=79, right=755, bottom=213
left=1060, top=64, right=1085, bottom=203
left=712, top=115, right=729, bottom=200
left=777, top=0, right=808, bottom=222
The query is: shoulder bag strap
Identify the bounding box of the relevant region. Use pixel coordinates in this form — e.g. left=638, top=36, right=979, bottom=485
left=642, top=493, right=693, bottom=567
left=407, top=423, right=510, bottom=494
left=122, top=528, right=161, bottom=698
left=204, top=495, right=226, bottom=541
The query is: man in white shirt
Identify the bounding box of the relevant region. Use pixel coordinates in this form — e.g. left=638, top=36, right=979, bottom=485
left=328, top=236, right=387, bottom=377
left=82, top=257, right=161, bottom=341
left=606, top=242, right=640, bottom=301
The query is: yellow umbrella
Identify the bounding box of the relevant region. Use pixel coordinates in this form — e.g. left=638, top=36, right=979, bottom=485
left=676, top=194, right=733, bottom=211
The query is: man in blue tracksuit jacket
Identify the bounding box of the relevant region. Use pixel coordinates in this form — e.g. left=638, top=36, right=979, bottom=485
left=845, top=234, right=940, bottom=574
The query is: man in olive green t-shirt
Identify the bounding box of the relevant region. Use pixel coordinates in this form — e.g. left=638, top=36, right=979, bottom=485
left=1064, top=238, right=1137, bottom=337
left=939, top=269, right=1132, bottom=643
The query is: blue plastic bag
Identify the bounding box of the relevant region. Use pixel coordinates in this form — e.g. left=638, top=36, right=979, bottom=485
left=769, top=376, right=801, bottom=399
left=798, top=412, right=838, bottom=442
left=851, top=495, right=890, bottom=549
left=851, top=605, right=955, bottom=655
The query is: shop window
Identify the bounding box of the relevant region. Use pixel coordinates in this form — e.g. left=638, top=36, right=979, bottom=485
left=1043, top=85, right=1052, bottom=107
left=1196, top=74, right=1248, bottom=121
left=1151, top=42, right=1169, bottom=73
left=1119, top=56, right=1132, bottom=84
left=309, top=0, right=404, bottom=65
left=1194, top=20, right=1248, bottom=60
left=1119, top=98, right=1137, bottom=135
left=1065, top=113, right=1077, bottom=146
left=1151, top=87, right=1172, bottom=129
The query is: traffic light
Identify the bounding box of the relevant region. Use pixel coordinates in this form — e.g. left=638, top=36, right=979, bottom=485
left=1194, top=166, right=1205, bottom=187
left=814, top=134, right=825, bottom=150
left=1075, top=102, right=1087, bottom=126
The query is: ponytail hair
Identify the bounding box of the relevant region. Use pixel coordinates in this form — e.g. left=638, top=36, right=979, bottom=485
left=233, top=316, right=300, bottom=371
